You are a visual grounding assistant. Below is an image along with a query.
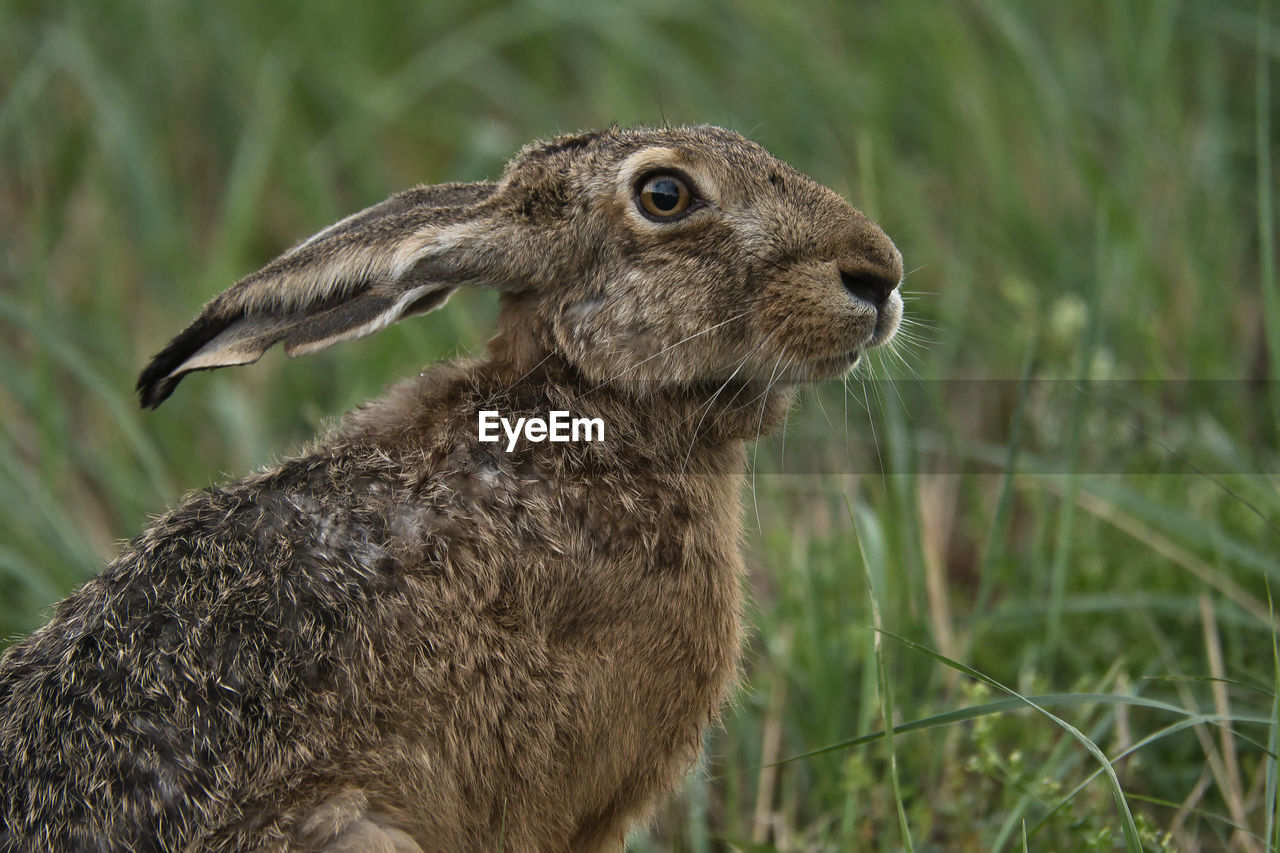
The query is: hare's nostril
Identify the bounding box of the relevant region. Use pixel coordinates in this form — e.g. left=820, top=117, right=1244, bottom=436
left=840, top=268, right=898, bottom=308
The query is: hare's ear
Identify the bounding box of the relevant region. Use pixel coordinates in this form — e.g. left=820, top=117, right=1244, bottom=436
left=137, top=181, right=502, bottom=408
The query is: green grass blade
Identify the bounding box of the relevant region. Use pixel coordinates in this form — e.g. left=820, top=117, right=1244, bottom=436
left=1258, top=0, right=1279, bottom=423
left=850, top=496, right=915, bottom=852
left=880, top=631, right=1144, bottom=852
left=1046, top=202, right=1110, bottom=663
left=762, top=692, right=1273, bottom=771
left=1267, top=580, right=1279, bottom=850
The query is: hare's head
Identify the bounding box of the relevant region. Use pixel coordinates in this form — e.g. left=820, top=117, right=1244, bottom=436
left=137, top=126, right=902, bottom=408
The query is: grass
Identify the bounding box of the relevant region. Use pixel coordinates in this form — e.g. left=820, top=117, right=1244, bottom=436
left=1, top=0, right=1278, bottom=848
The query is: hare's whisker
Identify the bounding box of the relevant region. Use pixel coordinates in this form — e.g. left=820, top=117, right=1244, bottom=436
left=750, top=343, right=790, bottom=531
left=498, top=351, right=556, bottom=398
left=875, top=351, right=910, bottom=411
left=859, top=375, right=887, bottom=490
left=680, top=332, right=776, bottom=475
left=810, top=381, right=834, bottom=430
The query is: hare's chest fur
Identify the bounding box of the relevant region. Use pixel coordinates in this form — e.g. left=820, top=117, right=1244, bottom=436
left=294, top=377, right=751, bottom=849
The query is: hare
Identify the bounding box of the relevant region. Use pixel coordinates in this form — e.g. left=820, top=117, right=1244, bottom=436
left=0, top=125, right=902, bottom=852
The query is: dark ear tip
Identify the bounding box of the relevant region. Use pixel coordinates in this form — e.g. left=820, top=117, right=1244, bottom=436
left=136, top=334, right=204, bottom=409
left=135, top=309, right=242, bottom=410
left=136, top=363, right=177, bottom=409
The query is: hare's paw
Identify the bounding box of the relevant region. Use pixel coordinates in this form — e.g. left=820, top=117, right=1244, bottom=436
left=316, top=819, right=421, bottom=853
left=295, top=789, right=422, bottom=853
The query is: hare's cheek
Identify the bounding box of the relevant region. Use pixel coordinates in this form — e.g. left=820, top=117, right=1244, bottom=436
left=552, top=297, right=674, bottom=384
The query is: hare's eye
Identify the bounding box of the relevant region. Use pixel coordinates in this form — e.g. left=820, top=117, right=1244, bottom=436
left=638, top=173, right=694, bottom=219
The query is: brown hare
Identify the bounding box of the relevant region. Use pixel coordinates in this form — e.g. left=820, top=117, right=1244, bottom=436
left=0, top=125, right=902, bottom=852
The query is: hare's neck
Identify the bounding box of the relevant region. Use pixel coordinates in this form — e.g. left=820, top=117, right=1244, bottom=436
left=535, top=370, right=797, bottom=473
left=621, top=381, right=796, bottom=451
left=485, top=303, right=797, bottom=450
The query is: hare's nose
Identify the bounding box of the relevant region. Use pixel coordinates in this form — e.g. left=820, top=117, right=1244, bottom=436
left=836, top=214, right=903, bottom=308
left=840, top=265, right=899, bottom=308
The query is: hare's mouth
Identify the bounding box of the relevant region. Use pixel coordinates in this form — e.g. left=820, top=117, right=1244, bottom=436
left=868, top=291, right=904, bottom=348
left=803, top=347, right=863, bottom=378
left=805, top=327, right=894, bottom=378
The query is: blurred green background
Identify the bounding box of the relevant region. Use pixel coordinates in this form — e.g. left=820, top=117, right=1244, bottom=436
left=2, top=0, right=1278, bottom=849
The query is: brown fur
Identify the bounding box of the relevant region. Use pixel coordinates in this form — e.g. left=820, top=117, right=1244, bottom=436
left=0, top=126, right=902, bottom=852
